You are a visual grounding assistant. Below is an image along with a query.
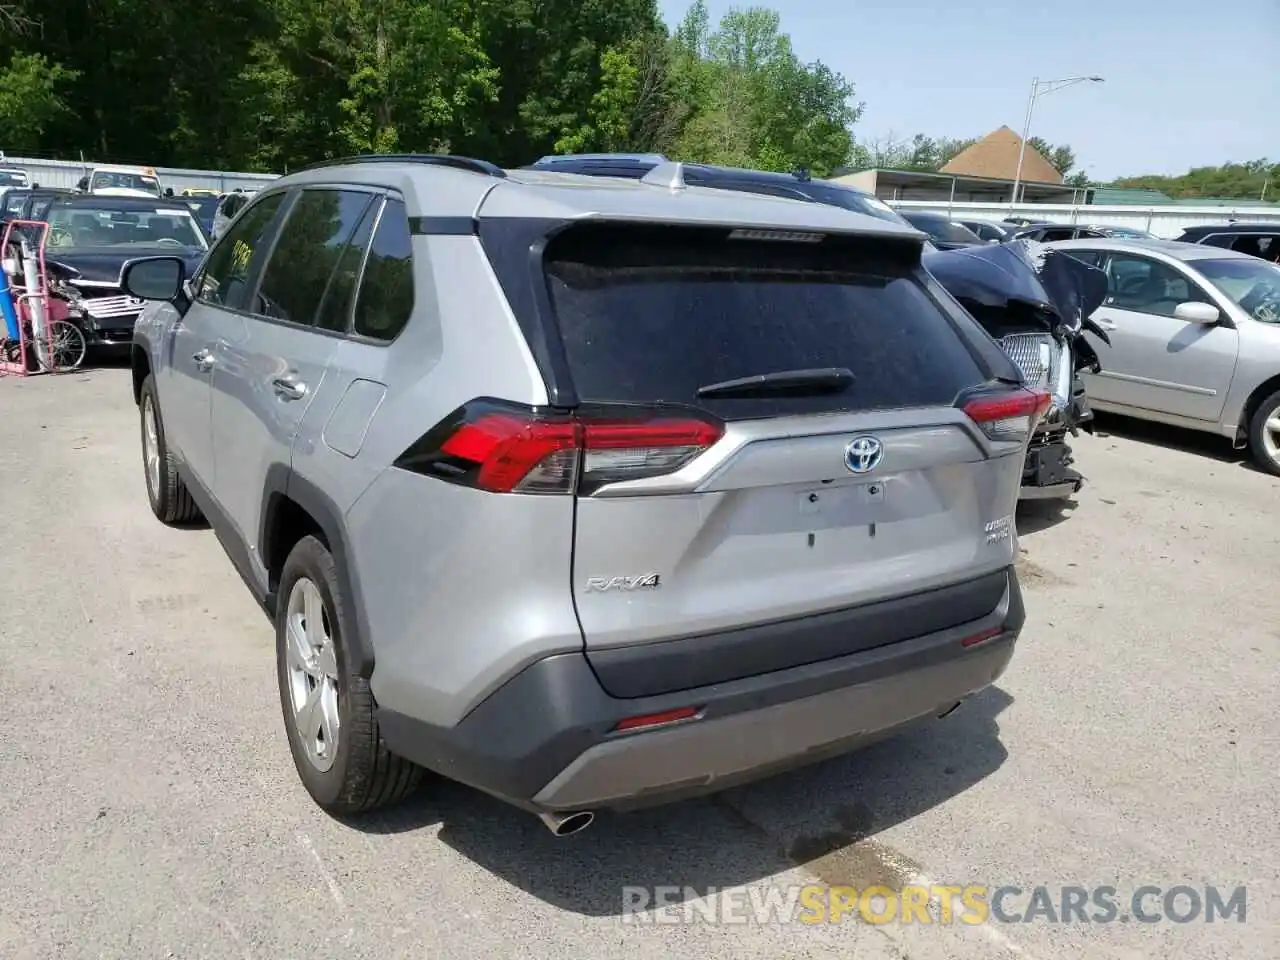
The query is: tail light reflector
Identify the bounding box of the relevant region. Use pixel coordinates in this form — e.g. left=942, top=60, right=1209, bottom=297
left=614, top=706, right=701, bottom=732
left=397, top=400, right=724, bottom=495
left=961, top=387, right=1051, bottom=442
left=960, top=627, right=1004, bottom=648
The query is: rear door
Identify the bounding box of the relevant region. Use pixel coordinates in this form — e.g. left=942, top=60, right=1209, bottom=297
left=541, top=223, right=1030, bottom=673
left=209, top=186, right=378, bottom=552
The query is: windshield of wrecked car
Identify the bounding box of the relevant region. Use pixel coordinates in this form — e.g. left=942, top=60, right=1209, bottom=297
left=90, top=171, right=161, bottom=196
left=1196, top=258, right=1280, bottom=323
left=45, top=205, right=208, bottom=251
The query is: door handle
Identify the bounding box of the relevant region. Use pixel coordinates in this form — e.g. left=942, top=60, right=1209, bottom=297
left=1094, top=319, right=1117, bottom=331
left=192, top=349, right=214, bottom=369
left=272, top=375, right=308, bottom=400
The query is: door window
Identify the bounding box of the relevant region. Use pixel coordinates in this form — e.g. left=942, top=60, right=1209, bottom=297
left=4, top=192, right=25, bottom=216
left=1103, top=255, right=1212, bottom=318
left=1229, top=234, right=1280, bottom=262
left=194, top=192, right=285, bottom=309
left=251, top=188, right=376, bottom=327
left=314, top=200, right=379, bottom=332
left=352, top=198, right=414, bottom=341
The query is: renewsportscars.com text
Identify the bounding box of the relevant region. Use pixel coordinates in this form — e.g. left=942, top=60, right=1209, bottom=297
left=621, top=884, right=1247, bottom=925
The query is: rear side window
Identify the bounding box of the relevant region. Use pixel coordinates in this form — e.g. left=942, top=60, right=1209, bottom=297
left=352, top=198, right=414, bottom=340
left=542, top=223, right=986, bottom=419
left=252, top=188, right=375, bottom=327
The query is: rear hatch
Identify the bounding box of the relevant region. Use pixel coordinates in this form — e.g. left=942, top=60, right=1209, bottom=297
left=540, top=222, right=1034, bottom=696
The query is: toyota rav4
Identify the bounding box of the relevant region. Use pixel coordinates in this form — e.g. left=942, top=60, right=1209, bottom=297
left=124, top=155, right=1038, bottom=836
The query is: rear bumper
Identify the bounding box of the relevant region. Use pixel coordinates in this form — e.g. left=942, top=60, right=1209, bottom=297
left=377, top=566, right=1024, bottom=813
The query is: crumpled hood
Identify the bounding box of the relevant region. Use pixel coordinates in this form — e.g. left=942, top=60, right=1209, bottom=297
left=923, top=238, right=1110, bottom=344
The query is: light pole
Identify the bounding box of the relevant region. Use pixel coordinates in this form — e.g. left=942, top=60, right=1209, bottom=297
left=1010, top=75, right=1104, bottom=206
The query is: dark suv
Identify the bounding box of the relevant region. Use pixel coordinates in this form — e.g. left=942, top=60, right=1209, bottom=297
left=1174, top=222, right=1280, bottom=263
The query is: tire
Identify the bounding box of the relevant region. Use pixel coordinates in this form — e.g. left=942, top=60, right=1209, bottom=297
left=138, top=375, right=203, bottom=524
left=1247, top=389, right=1280, bottom=477
left=275, top=535, right=423, bottom=815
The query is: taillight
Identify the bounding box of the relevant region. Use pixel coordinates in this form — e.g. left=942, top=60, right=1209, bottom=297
left=960, top=386, right=1051, bottom=442
left=394, top=400, right=724, bottom=495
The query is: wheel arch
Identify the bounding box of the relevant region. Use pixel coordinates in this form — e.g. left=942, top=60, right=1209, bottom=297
left=1239, top=373, right=1280, bottom=442
left=130, top=334, right=152, bottom=405
left=260, top=463, right=376, bottom=678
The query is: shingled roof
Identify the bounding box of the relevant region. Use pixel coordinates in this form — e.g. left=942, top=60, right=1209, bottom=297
left=941, top=125, right=1063, bottom=184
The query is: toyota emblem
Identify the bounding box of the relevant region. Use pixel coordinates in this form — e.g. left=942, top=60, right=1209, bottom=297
left=844, top=435, right=884, bottom=474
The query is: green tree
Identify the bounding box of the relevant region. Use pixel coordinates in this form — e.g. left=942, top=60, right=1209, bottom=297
left=669, top=4, right=859, bottom=176
left=0, top=53, right=78, bottom=153
left=1113, top=160, right=1279, bottom=201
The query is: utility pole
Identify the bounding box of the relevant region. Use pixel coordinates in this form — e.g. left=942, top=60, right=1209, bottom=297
left=1010, top=75, right=1105, bottom=208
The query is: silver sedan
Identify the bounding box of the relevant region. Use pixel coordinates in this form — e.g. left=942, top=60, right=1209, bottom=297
left=1047, top=238, right=1280, bottom=475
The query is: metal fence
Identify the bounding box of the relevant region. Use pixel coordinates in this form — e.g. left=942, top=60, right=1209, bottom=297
left=888, top=200, right=1280, bottom=239
left=0, top=154, right=281, bottom=194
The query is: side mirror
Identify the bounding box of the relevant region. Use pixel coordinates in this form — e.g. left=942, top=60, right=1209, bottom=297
left=122, top=256, right=185, bottom=301
left=1174, top=301, right=1219, bottom=325
left=76, top=176, right=89, bottom=192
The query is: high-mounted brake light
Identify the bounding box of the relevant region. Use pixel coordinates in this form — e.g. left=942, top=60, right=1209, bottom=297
left=396, top=401, right=724, bottom=495
left=961, top=387, right=1051, bottom=443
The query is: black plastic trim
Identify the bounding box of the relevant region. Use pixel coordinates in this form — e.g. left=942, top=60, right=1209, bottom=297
left=260, top=464, right=376, bottom=677
left=376, top=566, right=1023, bottom=806
left=174, top=461, right=271, bottom=616
left=408, top=216, right=477, bottom=236
left=587, top=568, right=1012, bottom=698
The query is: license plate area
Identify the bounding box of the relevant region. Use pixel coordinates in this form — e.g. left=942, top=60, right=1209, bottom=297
left=797, top=480, right=889, bottom=523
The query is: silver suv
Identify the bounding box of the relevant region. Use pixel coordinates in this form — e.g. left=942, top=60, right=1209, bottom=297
left=124, top=155, right=1039, bottom=835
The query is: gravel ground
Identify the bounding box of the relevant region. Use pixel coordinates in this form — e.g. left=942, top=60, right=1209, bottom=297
left=1, top=366, right=1276, bottom=960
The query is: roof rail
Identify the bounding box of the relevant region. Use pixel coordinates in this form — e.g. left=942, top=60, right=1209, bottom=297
left=640, top=161, right=687, bottom=192
left=297, top=154, right=507, bottom=179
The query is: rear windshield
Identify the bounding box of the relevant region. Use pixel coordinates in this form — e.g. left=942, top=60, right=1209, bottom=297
left=542, top=223, right=986, bottom=418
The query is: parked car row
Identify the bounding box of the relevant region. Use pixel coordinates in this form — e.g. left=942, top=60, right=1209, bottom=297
left=897, top=211, right=1280, bottom=264
left=870, top=210, right=1280, bottom=474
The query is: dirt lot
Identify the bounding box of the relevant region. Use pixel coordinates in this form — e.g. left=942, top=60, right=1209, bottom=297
left=1, top=367, right=1276, bottom=960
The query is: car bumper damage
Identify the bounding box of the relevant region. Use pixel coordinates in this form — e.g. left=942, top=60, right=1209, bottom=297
left=376, top=566, right=1024, bottom=829
left=924, top=240, right=1111, bottom=503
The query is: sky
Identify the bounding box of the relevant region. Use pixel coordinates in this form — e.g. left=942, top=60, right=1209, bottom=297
left=657, top=0, right=1280, bottom=180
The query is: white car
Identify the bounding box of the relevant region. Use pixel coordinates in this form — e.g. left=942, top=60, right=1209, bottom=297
left=1048, top=238, right=1280, bottom=474
left=78, top=164, right=164, bottom=198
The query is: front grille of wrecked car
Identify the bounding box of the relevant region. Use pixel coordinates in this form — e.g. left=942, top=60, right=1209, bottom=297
left=999, top=333, right=1058, bottom=389
left=81, top=294, right=145, bottom=320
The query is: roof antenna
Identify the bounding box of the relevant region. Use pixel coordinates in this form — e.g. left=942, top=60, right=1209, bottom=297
left=640, top=161, right=687, bottom=192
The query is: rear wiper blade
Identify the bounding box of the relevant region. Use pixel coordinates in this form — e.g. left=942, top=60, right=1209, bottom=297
left=695, top=367, right=854, bottom=399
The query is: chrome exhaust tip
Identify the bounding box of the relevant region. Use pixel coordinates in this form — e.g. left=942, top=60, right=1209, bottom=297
left=538, top=810, right=595, bottom=837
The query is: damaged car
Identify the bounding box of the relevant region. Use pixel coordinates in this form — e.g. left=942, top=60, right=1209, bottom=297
left=924, top=239, right=1110, bottom=500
